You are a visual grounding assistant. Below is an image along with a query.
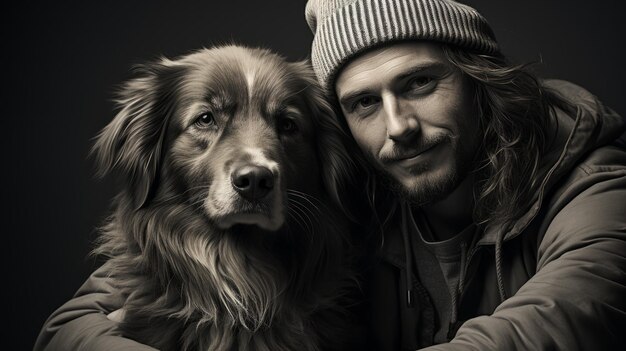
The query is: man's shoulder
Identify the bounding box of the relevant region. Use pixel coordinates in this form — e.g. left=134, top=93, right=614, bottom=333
left=542, top=79, right=611, bottom=116
left=543, top=79, right=592, bottom=98
left=541, top=142, right=625, bottom=227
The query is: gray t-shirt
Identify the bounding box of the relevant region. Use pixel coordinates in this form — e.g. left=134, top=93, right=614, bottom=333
left=408, top=210, right=477, bottom=344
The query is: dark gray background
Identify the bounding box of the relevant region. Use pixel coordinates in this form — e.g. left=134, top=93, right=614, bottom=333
left=5, top=1, right=625, bottom=349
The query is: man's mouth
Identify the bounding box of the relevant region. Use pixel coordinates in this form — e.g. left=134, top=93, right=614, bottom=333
left=381, top=142, right=440, bottom=165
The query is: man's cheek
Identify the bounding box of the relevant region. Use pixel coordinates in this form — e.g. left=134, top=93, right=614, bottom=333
left=354, top=129, right=379, bottom=156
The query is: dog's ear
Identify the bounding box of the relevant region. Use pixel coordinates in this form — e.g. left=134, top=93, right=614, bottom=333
left=291, top=61, right=365, bottom=219
left=92, top=60, right=182, bottom=209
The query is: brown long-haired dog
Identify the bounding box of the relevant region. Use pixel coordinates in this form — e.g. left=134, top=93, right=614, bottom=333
left=92, top=45, right=358, bottom=350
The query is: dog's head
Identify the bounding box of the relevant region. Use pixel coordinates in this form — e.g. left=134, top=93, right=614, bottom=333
left=93, top=45, right=355, bottom=232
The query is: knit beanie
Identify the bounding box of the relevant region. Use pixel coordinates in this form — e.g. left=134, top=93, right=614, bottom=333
left=305, top=0, right=499, bottom=91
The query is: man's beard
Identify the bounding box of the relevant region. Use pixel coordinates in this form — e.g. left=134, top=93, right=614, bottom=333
left=371, top=137, right=477, bottom=207
left=374, top=162, right=461, bottom=206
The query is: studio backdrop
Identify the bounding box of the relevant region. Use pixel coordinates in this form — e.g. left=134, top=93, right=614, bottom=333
left=4, top=1, right=624, bottom=349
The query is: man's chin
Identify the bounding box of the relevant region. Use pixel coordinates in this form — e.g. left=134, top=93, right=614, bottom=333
left=377, top=167, right=461, bottom=207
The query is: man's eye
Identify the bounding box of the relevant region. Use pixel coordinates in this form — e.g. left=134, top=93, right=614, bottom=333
left=194, top=112, right=216, bottom=128
left=352, top=96, right=380, bottom=111
left=408, top=76, right=434, bottom=90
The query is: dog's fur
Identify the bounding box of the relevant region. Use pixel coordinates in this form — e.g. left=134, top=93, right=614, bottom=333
left=92, top=45, right=358, bottom=351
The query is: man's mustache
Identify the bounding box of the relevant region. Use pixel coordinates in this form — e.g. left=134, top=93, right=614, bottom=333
left=378, top=133, right=452, bottom=164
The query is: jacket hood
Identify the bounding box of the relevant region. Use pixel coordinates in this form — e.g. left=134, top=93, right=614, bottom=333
left=479, top=79, right=626, bottom=244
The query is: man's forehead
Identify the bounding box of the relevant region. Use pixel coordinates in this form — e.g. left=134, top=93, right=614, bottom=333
left=335, top=42, right=447, bottom=97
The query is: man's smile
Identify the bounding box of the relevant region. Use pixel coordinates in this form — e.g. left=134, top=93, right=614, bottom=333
left=379, top=142, right=439, bottom=167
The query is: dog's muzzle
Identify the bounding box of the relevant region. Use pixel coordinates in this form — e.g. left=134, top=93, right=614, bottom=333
left=211, top=161, right=283, bottom=231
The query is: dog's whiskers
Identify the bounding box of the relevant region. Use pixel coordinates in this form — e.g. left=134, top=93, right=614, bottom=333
left=287, top=192, right=322, bottom=231
left=286, top=189, right=324, bottom=204
left=287, top=199, right=315, bottom=236
left=289, top=197, right=317, bottom=225
left=286, top=208, right=310, bottom=236
left=286, top=190, right=325, bottom=214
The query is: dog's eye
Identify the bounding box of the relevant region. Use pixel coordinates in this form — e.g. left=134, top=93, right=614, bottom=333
left=277, top=118, right=298, bottom=133
left=194, top=112, right=216, bottom=128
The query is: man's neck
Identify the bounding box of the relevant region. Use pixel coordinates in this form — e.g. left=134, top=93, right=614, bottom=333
left=416, top=176, right=475, bottom=241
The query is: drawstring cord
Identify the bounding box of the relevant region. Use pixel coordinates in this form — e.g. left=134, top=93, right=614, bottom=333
left=458, top=241, right=467, bottom=296
left=449, top=227, right=508, bottom=340
left=401, top=204, right=506, bottom=336
left=401, top=202, right=414, bottom=308
left=449, top=241, right=468, bottom=338
left=495, top=228, right=507, bottom=302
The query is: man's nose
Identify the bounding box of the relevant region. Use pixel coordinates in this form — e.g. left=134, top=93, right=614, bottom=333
left=383, top=95, right=419, bottom=142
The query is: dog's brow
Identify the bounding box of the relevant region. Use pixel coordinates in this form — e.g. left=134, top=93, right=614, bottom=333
left=266, top=103, right=302, bottom=118
left=207, top=95, right=237, bottom=113
left=209, top=95, right=226, bottom=108
left=283, top=106, right=302, bottom=117
left=264, top=101, right=283, bottom=115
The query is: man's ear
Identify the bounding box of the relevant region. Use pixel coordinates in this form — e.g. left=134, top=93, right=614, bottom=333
left=91, top=60, right=181, bottom=209
left=291, top=61, right=364, bottom=219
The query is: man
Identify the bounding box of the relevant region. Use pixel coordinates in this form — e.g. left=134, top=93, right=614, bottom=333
left=304, top=0, right=625, bottom=349
left=36, top=0, right=626, bottom=350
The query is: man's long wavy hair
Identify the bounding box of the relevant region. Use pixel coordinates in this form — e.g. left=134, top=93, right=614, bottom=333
left=347, top=43, right=575, bottom=231
left=443, top=45, right=574, bottom=227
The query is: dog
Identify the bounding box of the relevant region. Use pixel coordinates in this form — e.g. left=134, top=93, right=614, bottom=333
left=92, top=45, right=359, bottom=350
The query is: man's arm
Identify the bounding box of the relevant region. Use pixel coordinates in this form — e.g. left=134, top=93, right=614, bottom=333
left=34, top=261, right=156, bottom=351
left=422, top=151, right=626, bottom=350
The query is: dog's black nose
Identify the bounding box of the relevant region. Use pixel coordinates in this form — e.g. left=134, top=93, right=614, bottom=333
left=231, top=165, right=275, bottom=200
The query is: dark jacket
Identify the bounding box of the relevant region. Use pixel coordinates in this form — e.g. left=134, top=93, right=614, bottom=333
left=365, top=80, right=626, bottom=350
left=35, top=80, right=626, bottom=350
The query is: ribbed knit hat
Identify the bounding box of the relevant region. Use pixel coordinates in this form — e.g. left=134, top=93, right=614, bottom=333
left=305, top=0, right=499, bottom=91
